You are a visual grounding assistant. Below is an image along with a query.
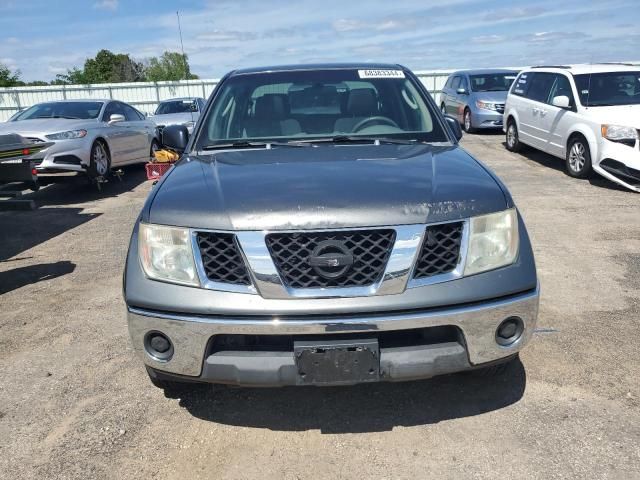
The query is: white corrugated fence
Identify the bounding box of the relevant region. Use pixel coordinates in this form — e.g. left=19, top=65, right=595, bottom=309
left=0, top=71, right=453, bottom=121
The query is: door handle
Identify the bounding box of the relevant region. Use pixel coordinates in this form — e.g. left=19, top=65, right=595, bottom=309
left=532, top=107, right=539, bottom=114
left=539, top=110, right=547, bottom=117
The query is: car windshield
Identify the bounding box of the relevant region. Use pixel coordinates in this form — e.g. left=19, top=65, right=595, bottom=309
left=155, top=100, right=198, bottom=115
left=17, top=101, right=103, bottom=120
left=469, top=73, right=518, bottom=92
left=197, top=69, right=447, bottom=148
left=573, top=71, right=640, bottom=106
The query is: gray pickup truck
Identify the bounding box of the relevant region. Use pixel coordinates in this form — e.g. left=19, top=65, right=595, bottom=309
left=124, top=63, right=539, bottom=390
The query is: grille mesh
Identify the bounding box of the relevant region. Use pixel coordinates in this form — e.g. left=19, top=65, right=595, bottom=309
left=413, top=222, right=463, bottom=279
left=266, top=230, right=395, bottom=289
left=196, top=232, right=251, bottom=285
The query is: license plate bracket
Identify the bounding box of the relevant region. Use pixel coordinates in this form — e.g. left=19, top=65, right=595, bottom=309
left=294, top=338, right=380, bottom=385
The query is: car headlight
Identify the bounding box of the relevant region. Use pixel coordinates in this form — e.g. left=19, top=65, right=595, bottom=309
left=45, top=129, right=87, bottom=140
left=601, top=124, right=638, bottom=146
left=138, top=223, right=199, bottom=286
left=465, top=209, right=519, bottom=276
left=476, top=100, right=498, bottom=111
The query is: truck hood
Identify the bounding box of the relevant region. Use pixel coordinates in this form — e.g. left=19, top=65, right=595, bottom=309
left=582, top=104, right=640, bottom=129
left=149, top=112, right=198, bottom=126
left=0, top=118, right=95, bottom=136
left=147, top=143, right=508, bottom=231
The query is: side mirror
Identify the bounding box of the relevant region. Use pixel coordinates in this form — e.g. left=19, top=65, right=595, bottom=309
left=551, top=95, right=571, bottom=109
left=444, top=114, right=463, bottom=141
left=162, top=124, right=189, bottom=152
left=108, top=114, right=125, bottom=124
left=456, top=88, right=467, bottom=95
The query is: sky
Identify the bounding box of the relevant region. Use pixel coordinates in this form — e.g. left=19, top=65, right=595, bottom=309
left=1, top=0, right=639, bottom=82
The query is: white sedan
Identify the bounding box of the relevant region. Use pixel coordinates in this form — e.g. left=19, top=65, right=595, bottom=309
left=0, top=99, right=159, bottom=178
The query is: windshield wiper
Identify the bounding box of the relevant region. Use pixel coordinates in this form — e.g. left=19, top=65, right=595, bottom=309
left=294, top=136, right=423, bottom=145
left=31, top=115, right=81, bottom=120
left=200, top=141, right=310, bottom=150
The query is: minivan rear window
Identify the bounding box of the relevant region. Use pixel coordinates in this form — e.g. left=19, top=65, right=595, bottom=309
left=511, top=73, right=529, bottom=97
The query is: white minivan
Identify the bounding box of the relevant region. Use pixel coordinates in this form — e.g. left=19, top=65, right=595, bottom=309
left=503, top=64, right=640, bottom=192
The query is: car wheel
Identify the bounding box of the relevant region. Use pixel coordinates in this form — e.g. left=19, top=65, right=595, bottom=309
left=150, top=139, right=160, bottom=161
left=505, top=120, right=522, bottom=152
left=463, top=108, right=475, bottom=133
left=468, top=354, right=519, bottom=377
left=89, top=140, right=111, bottom=179
left=566, top=136, right=593, bottom=178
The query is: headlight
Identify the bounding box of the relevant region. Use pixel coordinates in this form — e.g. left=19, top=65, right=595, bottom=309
left=465, top=209, right=519, bottom=276
left=45, top=129, right=87, bottom=140
left=138, top=223, right=199, bottom=286
left=601, top=124, right=638, bottom=145
left=476, top=100, right=498, bottom=111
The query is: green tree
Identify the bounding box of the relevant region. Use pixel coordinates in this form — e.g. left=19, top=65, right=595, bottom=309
left=56, top=49, right=144, bottom=84
left=0, top=63, right=22, bottom=87
left=55, top=67, right=88, bottom=85
left=144, top=51, right=199, bottom=82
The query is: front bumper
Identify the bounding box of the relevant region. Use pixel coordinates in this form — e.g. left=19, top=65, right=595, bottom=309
left=594, top=139, right=640, bottom=192
left=127, top=285, right=539, bottom=386
left=29, top=137, right=91, bottom=173
left=469, top=107, right=504, bottom=129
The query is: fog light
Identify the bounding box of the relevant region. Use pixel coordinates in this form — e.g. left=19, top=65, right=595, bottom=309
left=144, top=331, right=174, bottom=361
left=496, top=317, right=524, bottom=346
left=150, top=335, right=170, bottom=353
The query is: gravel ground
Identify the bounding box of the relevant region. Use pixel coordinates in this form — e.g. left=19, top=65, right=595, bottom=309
left=1, top=134, right=639, bottom=479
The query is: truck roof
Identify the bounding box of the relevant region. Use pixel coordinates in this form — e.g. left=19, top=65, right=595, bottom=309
left=231, top=62, right=406, bottom=75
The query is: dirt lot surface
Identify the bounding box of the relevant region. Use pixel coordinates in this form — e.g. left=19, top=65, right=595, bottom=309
left=1, top=134, right=639, bottom=480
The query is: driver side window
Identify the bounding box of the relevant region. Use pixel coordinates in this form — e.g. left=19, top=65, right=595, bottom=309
left=122, top=103, right=141, bottom=121
left=547, top=75, right=574, bottom=106
left=459, top=76, right=469, bottom=92
left=102, top=102, right=123, bottom=122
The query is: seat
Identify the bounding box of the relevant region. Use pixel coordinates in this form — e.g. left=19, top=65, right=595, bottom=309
left=334, top=88, right=378, bottom=133
left=245, top=94, right=301, bottom=138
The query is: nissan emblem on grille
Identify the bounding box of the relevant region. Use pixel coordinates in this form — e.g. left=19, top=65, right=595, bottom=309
left=308, top=240, right=354, bottom=279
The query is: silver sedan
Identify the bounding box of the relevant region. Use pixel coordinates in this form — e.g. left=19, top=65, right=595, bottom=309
left=0, top=100, right=159, bottom=178
left=149, top=97, right=206, bottom=135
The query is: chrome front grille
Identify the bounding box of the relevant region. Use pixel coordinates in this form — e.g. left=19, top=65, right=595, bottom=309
left=195, top=232, right=251, bottom=285
left=413, top=222, right=463, bottom=279
left=192, top=220, right=468, bottom=298
left=495, top=104, right=505, bottom=114
left=265, top=229, right=395, bottom=289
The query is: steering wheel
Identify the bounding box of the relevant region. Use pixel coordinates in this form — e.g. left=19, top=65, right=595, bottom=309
left=352, top=116, right=399, bottom=132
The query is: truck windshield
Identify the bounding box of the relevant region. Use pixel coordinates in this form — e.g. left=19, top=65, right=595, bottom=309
left=197, top=69, right=448, bottom=148
left=17, top=102, right=103, bottom=120
left=573, top=71, right=640, bottom=106
left=469, top=73, right=518, bottom=92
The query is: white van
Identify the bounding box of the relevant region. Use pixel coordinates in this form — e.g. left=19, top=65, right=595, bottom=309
left=503, top=64, right=640, bottom=192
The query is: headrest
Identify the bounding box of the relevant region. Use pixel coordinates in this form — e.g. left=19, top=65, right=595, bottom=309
left=346, top=88, right=377, bottom=116
left=254, top=94, right=289, bottom=119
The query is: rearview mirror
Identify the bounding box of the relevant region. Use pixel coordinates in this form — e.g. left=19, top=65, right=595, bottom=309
left=456, top=88, right=468, bottom=95
left=108, top=114, right=125, bottom=124
left=162, top=124, right=189, bottom=152
left=551, top=95, right=570, bottom=109
left=444, top=114, right=463, bottom=141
